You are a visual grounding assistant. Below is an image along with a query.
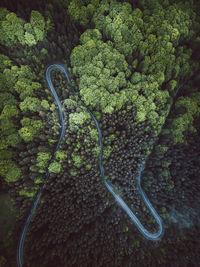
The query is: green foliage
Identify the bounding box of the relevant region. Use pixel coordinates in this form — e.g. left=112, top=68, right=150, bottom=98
left=24, top=31, right=37, bottom=46
left=162, top=161, right=171, bottom=168
left=89, top=128, right=98, bottom=141
left=0, top=149, right=13, bottom=160
left=19, top=186, right=38, bottom=197
left=161, top=207, right=167, bottom=213
left=0, top=65, right=38, bottom=102
left=70, top=29, right=129, bottom=113
left=170, top=93, right=200, bottom=143
left=41, top=48, right=48, bottom=55
left=18, top=127, right=34, bottom=142
left=41, top=99, right=50, bottom=110
left=36, top=152, right=51, bottom=173
left=63, top=99, right=78, bottom=109
left=48, top=161, right=62, bottom=173
left=0, top=118, right=16, bottom=135
left=34, top=178, right=43, bottom=184
left=5, top=165, right=21, bottom=183
left=2, top=67, right=19, bottom=93
left=72, top=152, right=83, bottom=168
left=6, top=133, right=22, bottom=148
left=0, top=104, right=19, bottom=119
left=85, top=164, right=92, bottom=170
left=55, top=151, right=67, bottom=161
left=69, top=169, right=78, bottom=176
left=30, top=10, right=46, bottom=41
left=0, top=92, right=17, bottom=110
left=161, top=169, right=170, bottom=179
left=156, top=145, right=168, bottom=153
left=0, top=160, right=13, bottom=177
left=31, top=82, right=42, bottom=90
left=19, top=189, right=35, bottom=198
left=103, top=145, right=112, bottom=159
left=69, top=111, right=90, bottom=130
left=44, top=3, right=55, bottom=32
left=93, top=146, right=100, bottom=156
left=18, top=117, right=44, bottom=142
left=93, top=1, right=143, bottom=57
left=0, top=159, right=21, bottom=183
left=167, top=181, right=174, bottom=191
left=0, top=8, right=25, bottom=47
left=19, top=97, right=41, bottom=113
left=131, top=72, right=142, bottom=84
left=70, top=0, right=199, bottom=129
left=0, top=54, right=12, bottom=72
left=0, top=8, right=47, bottom=48
left=125, top=226, right=129, bottom=232
left=0, top=65, right=28, bottom=155
left=13, top=67, right=38, bottom=100
left=68, top=0, right=100, bottom=27
left=0, top=97, right=21, bottom=150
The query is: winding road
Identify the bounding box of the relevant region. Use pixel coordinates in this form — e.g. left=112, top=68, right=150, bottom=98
left=17, top=62, right=173, bottom=266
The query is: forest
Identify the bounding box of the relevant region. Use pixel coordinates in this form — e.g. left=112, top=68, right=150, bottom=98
left=0, top=0, right=200, bottom=266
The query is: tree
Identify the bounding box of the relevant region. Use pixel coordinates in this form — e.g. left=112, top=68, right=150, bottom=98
left=0, top=8, right=47, bottom=48
left=18, top=117, right=44, bottom=142
left=0, top=159, right=21, bottom=183
left=30, top=10, right=46, bottom=41
left=0, top=8, right=25, bottom=47
left=36, top=152, right=51, bottom=173
left=170, top=93, right=200, bottom=143
left=19, top=97, right=41, bottom=113
left=48, top=162, right=62, bottom=173
left=70, top=0, right=199, bottom=130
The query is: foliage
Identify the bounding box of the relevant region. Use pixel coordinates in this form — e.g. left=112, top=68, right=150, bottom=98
left=36, top=152, right=51, bottom=173
left=89, top=127, right=98, bottom=141
left=41, top=99, right=50, bottom=110
left=18, top=117, right=44, bottom=142
left=170, top=93, right=200, bottom=143
left=69, top=169, right=78, bottom=176
left=68, top=0, right=100, bottom=27
left=70, top=0, right=199, bottom=130
left=5, top=165, right=21, bottom=183
left=0, top=61, right=44, bottom=186
left=19, top=189, right=35, bottom=198
left=19, top=187, right=38, bottom=197
left=0, top=8, right=47, bottom=48
left=69, top=111, right=91, bottom=130
left=72, top=152, right=83, bottom=168
left=19, top=97, right=41, bottom=113
left=0, top=54, right=12, bottom=72
left=0, top=149, right=13, bottom=160
left=55, top=150, right=67, bottom=161
left=103, top=145, right=113, bottom=159
left=0, top=8, right=25, bottom=47
left=6, top=133, right=22, bottom=148
left=48, top=161, right=62, bottom=173
left=0, top=90, right=21, bottom=150
left=0, top=159, right=21, bottom=183
left=30, top=10, right=46, bottom=42
left=0, top=65, right=39, bottom=102
left=70, top=28, right=129, bottom=114
left=85, top=164, right=92, bottom=170
left=63, top=99, right=78, bottom=109
left=0, top=7, right=61, bottom=188
left=0, top=92, right=17, bottom=110
left=13, top=67, right=41, bottom=100
left=0, top=104, right=19, bottom=119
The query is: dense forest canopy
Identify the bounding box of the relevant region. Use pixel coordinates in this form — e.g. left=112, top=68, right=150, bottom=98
left=0, top=0, right=199, bottom=266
